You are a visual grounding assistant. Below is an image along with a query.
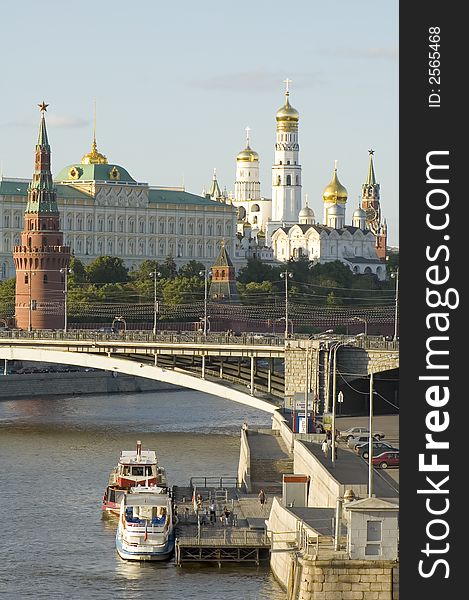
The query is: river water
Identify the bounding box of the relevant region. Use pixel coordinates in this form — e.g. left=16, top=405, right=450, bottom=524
left=0, top=389, right=287, bottom=599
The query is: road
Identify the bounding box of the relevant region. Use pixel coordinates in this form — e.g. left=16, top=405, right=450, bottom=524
left=335, top=414, right=399, bottom=489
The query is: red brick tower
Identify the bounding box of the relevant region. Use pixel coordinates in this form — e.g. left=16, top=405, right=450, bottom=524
left=361, top=150, right=387, bottom=261
left=13, top=102, right=71, bottom=330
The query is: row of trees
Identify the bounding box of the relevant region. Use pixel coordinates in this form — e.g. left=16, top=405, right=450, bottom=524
left=0, top=253, right=399, bottom=319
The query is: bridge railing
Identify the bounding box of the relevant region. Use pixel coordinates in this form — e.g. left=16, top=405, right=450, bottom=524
left=0, top=329, right=288, bottom=346
left=0, top=329, right=398, bottom=350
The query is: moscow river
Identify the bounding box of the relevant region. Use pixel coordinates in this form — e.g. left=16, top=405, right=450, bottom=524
left=0, top=388, right=286, bottom=600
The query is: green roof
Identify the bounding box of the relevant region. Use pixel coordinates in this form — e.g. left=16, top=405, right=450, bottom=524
left=54, top=163, right=136, bottom=183
left=148, top=188, right=226, bottom=207
left=0, top=180, right=29, bottom=196
left=0, top=179, right=92, bottom=201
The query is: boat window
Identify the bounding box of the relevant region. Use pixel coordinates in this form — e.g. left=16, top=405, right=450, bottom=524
left=145, top=466, right=153, bottom=476
left=122, top=466, right=130, bottom=476
left=132, top=466, right=144, bottom=476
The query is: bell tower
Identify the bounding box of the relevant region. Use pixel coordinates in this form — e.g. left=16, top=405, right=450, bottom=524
left=13, top=103, right=71, bottom=330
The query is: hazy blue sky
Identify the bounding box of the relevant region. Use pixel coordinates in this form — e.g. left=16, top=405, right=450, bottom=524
left=0, top=0, right=398, bottom=244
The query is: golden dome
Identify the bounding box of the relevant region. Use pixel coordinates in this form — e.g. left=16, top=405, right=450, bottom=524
left=323, top=167, right=348, bottom=203
left=81, top=139, right=108, bottom=165
left=276, top=92, right=299, bottom=123
left=237, top=144, right=259, bottom=162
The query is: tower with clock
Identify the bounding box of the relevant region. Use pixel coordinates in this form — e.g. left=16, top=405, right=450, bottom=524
left=361, top=150, right=387, bottom=260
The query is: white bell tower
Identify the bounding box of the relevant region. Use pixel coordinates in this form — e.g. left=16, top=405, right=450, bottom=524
left=268, top=79, right=302, bottom=239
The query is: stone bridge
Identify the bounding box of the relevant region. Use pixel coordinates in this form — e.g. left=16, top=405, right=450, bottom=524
left=0, top=332, right=398, bottom=414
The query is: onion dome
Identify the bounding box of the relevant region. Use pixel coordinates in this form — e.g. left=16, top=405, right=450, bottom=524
left=299, top=205, right=314, bottom=219
left=237, top=144, right=259, bottom=162
left=323, top=165, right=348, bottom=204
left=276, top=91, right=299, bottom=123
left=353, top=207, right=366, bottom=219
left=81, top=138, right=108, bottom=164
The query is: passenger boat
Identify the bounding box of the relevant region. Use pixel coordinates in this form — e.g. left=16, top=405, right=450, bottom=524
left=102, top=440, right=168, bottom=515
left=115, top=486, right=176, bottom=561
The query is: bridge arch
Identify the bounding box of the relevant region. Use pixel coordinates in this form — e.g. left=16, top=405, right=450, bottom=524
left=0, top=347, right=277, bottom=414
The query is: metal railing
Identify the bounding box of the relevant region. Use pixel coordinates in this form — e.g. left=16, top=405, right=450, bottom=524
left=190, top=476, right=240, bottom=490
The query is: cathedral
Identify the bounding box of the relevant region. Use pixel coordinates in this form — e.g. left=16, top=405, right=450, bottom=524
left=211, top=81, right=388, bottom=278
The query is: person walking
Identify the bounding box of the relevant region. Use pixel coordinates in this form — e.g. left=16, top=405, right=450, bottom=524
left=321, top=437, right=329, bottom=458
left=258, top=488, right=266, bottom=512
left=209, top=501, right=216, bottom=525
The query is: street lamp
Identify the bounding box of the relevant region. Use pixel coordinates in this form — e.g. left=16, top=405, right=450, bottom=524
left=27, top=270, right=36, bottom=332
left=279, top=270, right=293, bottom=339
left=60, top=268, right=72, bottom=333
left=149, top=271, right=161, bottom=335
left=331, top=339, right=356, bottom=465
left=351, top=316, right=367, bottom=338
left=390, top=268, right=399, bottom=341
left=199, top=268, right=212, bottom=336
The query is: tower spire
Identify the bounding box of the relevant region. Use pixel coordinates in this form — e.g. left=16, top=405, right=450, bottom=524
left=26, top=103, right=57, bottom=214
left=81, top=101, right=108, bottom=164
left=366, top=149, right=376, bottom=185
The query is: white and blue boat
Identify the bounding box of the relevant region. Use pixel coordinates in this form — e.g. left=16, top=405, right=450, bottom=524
left=116, top=486, right=175, bottom=561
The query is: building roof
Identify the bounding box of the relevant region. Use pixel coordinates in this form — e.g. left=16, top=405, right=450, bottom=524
left=212, top=242, right=234, bottom=267
left=55, top=163, right=137, bottom=183
left=274, top=224, right=374, bottom=237
left=148, top=188, right=226, bottom=207
left=343, top=256, right=384, bottom=265
left=0, top=179, right=95, bottom=201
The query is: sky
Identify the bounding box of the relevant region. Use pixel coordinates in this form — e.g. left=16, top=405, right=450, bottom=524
left=0, top=0, right=398, bottom=245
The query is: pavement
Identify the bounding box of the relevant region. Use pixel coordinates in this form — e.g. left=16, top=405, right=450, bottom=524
left=302, top=440, right=399, bottom=498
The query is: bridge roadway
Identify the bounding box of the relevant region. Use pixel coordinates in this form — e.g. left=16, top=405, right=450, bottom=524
left=0, top=331, right=399, bottom=414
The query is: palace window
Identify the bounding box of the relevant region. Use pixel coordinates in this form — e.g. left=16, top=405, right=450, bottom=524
left=87, top=218, right=93, bottom=232
left=67, top=217, right=72, bottom=230
left=4, top=215, right=9, bottom=228
left=118, top=240, right=124, bottom=255
left=149, top=220, right=155, bottom=234
left=159, top=241, right=165, bottom=255
left=179, top=220, right=184, bottom=235
left=129, top=219, right=135, bottom=233
left=98, top=219, right=104, bottom=232
left=188, top=220, right=194, bottom=234
left=197, top=221, right=203, bottom=235
left=286, top=175, right=291, bottom=186
left=139, top=220, right=145, bottom=234
left=108, top=219, right=113, bottom=232
left=159, top=219, right=165, bottom=234
left=169, top=220, right=175, bottom=234
left=118, top=219, right=124, bottom=233
left=14, top=214, right=20, bottom=228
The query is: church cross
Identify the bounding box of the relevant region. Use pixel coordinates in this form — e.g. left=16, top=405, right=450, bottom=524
left=283, top=78, right=292, bottom=93
left=245, top=126, right=251, bottom=145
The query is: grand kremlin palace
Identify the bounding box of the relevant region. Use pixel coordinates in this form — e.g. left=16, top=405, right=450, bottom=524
left=0, top=138, right=237, bottom=280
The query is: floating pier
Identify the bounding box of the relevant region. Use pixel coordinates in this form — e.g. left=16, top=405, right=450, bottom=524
left=172, top=480, right=271, bottom=566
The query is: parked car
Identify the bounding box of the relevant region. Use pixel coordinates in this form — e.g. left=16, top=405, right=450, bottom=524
left=356, top=441, right=399, bottom=459
left=371, top=450, right=399, bottom=469
left=346, top=433, right=385, bottom=449
left=339, top=426, right=385, bottom=442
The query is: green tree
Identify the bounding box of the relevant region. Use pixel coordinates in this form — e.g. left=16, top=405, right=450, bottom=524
left=86, top=256, right=129, bottom=284
left=161, top=276, right=204, bottom=307
left=240, top=281, right=277, bottom=305
left=160, top=255, right=178, bottom=280
left=237, top=257, right=280, bottom=284
left=0, top=278, right=15, bottom=318
left=179, top=260, right=206, bottom=278
left=69, top=256, right=86, bottom=284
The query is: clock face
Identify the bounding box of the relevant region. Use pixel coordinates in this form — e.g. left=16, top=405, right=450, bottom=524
left=365, top=207, right=377, bottom=223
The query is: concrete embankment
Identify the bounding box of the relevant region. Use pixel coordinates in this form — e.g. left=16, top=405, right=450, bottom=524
left=0, top=371, right=177, bottom=399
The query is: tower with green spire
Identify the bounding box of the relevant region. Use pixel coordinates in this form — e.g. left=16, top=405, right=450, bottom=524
left=13, top=103, right=71, bottom=330
left=361, top=150, right=387, bottom=260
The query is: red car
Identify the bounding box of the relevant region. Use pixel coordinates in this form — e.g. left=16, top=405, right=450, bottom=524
left=371, top=450, right=399, bottom=469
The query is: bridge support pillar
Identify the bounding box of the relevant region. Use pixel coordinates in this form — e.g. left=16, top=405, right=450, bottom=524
left=268, top=359, right=272, bottom=393
left=219, top=359, right=223, bottom=379
left=3, top=359, right=7, bottom=376
left=202, top=355, right=206, bottom=379
left=250, top=356, right=254, bottom=396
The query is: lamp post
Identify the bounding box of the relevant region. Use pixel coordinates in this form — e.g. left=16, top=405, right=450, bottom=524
left=368, top=370, right=374, bottom=498
left=331, top=340, right=354, bottom=465
left=60, top=268, right=72, bottom=333
left=28, top=270, right=36, bottom=332
left=351, top=316, right=367, bottom=338
left=149, top=271, right=161, bottom=335
left=280, top=270, right=293, bottom=339
left=390, top=268, right=399, bottom=341
left=199, top=268, right=212, bottom=336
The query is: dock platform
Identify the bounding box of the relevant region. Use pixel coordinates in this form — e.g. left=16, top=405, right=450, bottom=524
left=172, top=483, right=271, bottom=566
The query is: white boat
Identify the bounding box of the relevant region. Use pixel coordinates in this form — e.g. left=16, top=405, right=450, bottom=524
left=102, top=440, right=168, bottom=515
left=116, top=486, right=175, bottom=561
